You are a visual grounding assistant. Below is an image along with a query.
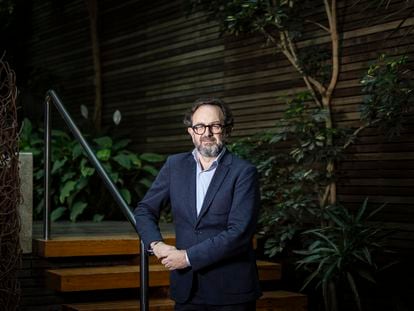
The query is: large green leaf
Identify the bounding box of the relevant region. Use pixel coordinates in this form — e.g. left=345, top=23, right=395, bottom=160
left=72, top=143, right=84, bottom=159
left=140, top=153, right=165, bottom=162
left=70, top=201, right=88, bottom=222
left=110, top=172, right=119, bottom=183
left=139, top=178, right=152, bottom=188
left=52, top=129, right=70, bottom=140
left=94, top=136, right=112, bottom=148
left=76, top=177, right=89, bottom=191
left=62, top=172, right=76, bottom=182
left=113, top=153, right=132, bottom=169
left=59, top=181, right=77, bottom=203
left=142, top=165, right=158, bottom=176
left=81, top=166, right=95, bottom=177
left=51, top=207, right=66, bottom=222
left=51, top=158, right=67, bottom=174
left=120, top=188, right=131, bottom=204
left=80, top=159, right=95, bottom=177
left=97, top=149, right=111, bottom=161
left=113, top=139, right=131, bottom=151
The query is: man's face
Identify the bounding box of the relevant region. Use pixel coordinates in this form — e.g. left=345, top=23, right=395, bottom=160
left=187, top=105, right=225, bottom=158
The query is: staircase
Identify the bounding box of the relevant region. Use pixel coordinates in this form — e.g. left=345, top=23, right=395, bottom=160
left=33, top=222, right=306, bottom=311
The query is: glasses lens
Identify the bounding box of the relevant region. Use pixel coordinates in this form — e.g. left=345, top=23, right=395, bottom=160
left=193, top=124, right=205, bottom=134
left=211, top=124, right=222, bottom=134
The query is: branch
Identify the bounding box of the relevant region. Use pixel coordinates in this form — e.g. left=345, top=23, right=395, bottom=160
left=279, top=31, right=298, bottom=65
left=320, top=185, right=331, bottom=208
left=343, top=119, right=381, bottom=149
left=326, top=0, right=339, bottom=102
left=284, top=30, right=299, bottom=64
left=308, top=76, right=326, bottom=95
left=324, top=0, right=333, bottom=30
left=283, top=30, right=328, bottom=103
left=260, top=28, right=326, bottom=107
left=304, top=19, right=330, bottom=33
left=261, top=28, right=300, bottom=72
left=302, top=76, right=324, bottom=107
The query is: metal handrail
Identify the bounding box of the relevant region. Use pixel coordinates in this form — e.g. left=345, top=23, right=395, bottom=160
left=43, top=89, right=149, bottom=311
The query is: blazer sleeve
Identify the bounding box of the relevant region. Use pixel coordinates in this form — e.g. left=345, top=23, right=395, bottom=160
left=186, top=165, right=260, bottom=271
left=134, top=157, right=170, bottom=250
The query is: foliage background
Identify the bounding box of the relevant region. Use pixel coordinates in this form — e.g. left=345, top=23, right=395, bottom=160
left=19, top=117, right=165, bottom=222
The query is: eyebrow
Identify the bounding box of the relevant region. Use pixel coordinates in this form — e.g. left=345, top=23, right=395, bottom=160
left=193, top=121, right=222, bottom=125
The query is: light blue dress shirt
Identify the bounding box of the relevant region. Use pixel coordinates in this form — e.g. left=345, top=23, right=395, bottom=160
left=192, top=147, right=226, bottom=216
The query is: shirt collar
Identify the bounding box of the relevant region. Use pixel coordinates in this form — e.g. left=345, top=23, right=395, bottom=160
left=192, top=147, right=226, bottom=171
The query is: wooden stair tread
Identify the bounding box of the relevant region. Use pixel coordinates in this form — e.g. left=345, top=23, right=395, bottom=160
left=62, top=298, right=174, bottom=311
left=47, top=261, right=281, bottom=292
left=35, top=234, right=258, bottom=258
left=34, top=234, right=176, bottom=257
left=47, top=264, right=169, bottom=291
left=62, top=291, right=306, bottom=311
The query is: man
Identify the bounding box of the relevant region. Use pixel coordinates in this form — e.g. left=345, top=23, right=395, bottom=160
left=134, top=97, right=261, bottom=311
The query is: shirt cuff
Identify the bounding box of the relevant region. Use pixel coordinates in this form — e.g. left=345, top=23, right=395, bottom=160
left=184, top=250, right=191, bottom=266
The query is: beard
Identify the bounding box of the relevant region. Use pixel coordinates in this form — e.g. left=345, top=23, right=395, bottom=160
left=195, top=136, right=224, bottom=158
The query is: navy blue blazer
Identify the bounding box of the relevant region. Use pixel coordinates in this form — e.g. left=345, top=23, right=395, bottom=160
left=134, top=150, right=262, bottom=304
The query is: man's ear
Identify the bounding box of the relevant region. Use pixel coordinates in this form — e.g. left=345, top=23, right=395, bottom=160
left=187, top=127, right=193, bottom=136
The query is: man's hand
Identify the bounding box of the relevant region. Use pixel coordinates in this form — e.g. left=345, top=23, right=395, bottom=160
left=161, top=249, right=189, bottom=270
left=151, top=241, right=176, bottom=259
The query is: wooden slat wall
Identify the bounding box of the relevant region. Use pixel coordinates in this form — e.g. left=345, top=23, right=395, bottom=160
left=26, top=0, right=413, bottom=280
left=98, top=0, right=225, bottom=152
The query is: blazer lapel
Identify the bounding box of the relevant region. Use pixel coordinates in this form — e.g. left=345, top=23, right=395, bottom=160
left=184, top=155, right=198, bottom=222
left=195, top=152, right=232, bottom=226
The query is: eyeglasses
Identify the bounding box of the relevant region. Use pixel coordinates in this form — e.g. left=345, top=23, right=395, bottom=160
left=191, top=123, right=225, bottom=135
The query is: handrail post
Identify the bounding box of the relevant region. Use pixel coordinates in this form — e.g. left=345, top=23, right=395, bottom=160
left=43, top=95, right=52, bottom=240
left=140, top=241, right=149, bottom=311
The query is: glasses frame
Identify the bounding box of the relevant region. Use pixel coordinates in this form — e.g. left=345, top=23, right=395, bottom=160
left=190, top=123, right=226, bottom=135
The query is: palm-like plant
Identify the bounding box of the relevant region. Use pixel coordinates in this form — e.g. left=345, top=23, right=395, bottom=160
left=295, top=199, right=390, bottom=311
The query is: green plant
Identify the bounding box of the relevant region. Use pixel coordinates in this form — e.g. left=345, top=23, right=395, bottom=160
left=360, top=54, right=414, bottom=138
left=19, top=117, right=165, bottom=222
left=230, top=92, right=348, bottom=256
left=295, top=199, right=394, bottom=311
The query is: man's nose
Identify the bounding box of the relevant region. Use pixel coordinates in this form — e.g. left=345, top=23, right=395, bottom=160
left=204, top=126, right=213, bottom=136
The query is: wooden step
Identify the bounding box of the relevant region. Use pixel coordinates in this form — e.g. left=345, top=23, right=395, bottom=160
left=62, top=297, right=174, bottom=311
left=62, top=290, right=307, bottom=311
left=34, top=234, right=176, bottom=257
left=35, top=234, right=258, bottom=258
left=47, top=261, right=281, bottom=292
left=47, top=264, right=169, bottom=292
